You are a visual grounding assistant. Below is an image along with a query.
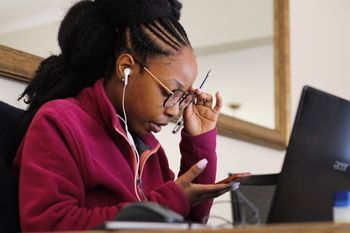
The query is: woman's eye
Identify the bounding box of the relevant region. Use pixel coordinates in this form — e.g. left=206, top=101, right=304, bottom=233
left=161, top=89, right=170, bottom=98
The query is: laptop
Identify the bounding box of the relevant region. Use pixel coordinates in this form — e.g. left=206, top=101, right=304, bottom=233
left=268, top=86, right=350, bottom=223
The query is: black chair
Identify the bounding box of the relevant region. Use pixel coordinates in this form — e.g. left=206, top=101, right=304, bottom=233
left=230, top=173, right=279, bottom=226
left=0, top=101, right=28, bottom=233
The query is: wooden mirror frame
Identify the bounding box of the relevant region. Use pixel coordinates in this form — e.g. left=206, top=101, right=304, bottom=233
left=215, top=0, right=290, bottom=149
left=0, top=45, right=42, bottom=82
left=0, top=0, right=289, bottom=149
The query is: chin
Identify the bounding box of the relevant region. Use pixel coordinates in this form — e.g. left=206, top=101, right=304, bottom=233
left=136, top=129, right=151, bottom=136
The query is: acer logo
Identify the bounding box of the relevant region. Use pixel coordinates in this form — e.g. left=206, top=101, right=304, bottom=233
left=333, top=161, right=350, bottom=172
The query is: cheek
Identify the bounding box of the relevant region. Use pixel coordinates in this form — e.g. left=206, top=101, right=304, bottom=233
left=125, top=88, right=164, bottom=119
left=125, top=92, right=165, bottom=135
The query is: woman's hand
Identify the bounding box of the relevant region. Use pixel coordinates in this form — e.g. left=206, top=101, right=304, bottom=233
left=175, top=159, right=232, bottom=206
left=183, top=89, right=222, bottom=136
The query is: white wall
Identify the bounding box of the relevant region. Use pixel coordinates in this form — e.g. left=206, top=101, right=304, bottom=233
left=289, top=0, right=350, bottom=115
left=1, top=0, right=350, bottom=226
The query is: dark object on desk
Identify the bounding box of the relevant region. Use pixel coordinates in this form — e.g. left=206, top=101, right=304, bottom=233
left=115, top=202, right=184, bottom=223
left=0, top=101, right=28, bottom=233
left=268, top=86, right=350, bottom=223
left=231, top=173, right=279, bottom=225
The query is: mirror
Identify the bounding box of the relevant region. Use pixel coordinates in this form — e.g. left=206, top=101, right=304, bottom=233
left=182, top=0, right=290, bottom=149
left=0, top=0, right=289, bottom=149
left=181, top=0, right=275, bottom=128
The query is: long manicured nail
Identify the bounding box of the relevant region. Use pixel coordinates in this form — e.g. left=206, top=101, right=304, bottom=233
left=230, top=182, right=240, bottom=191
left=197, top=159, right=208, bottom=169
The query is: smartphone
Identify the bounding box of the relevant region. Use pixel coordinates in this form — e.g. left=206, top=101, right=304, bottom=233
left=215, top=172, right=251, bottom=184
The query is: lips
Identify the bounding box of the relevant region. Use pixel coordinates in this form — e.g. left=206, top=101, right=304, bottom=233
left=150, top=122, right=168, bottom=133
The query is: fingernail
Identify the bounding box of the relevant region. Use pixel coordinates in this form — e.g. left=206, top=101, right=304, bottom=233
left=197, top=159, right=208, bottom=169
left=230, top=182, right=240, bottom=191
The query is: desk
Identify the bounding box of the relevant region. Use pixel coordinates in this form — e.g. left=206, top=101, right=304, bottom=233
left=54, top=222, right=350, bottom=233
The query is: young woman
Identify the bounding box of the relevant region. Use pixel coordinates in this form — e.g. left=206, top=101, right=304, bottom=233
left=13, top=0, right=235, bottom=231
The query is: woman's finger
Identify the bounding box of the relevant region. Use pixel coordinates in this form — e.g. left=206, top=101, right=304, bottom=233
left=176, top=159, right=208, bottom=186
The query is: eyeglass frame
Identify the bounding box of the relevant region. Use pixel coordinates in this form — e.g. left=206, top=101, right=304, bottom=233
left=142, top=67, right=197, bottom=110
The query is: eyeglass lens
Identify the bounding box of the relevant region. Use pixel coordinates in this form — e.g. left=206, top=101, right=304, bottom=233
left=164, top=91, right=197, bottom=110
left=179, top=93, right=196, bottom=109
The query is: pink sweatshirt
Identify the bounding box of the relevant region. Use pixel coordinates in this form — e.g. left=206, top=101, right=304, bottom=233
left=13, top=79, right=218, bottom=231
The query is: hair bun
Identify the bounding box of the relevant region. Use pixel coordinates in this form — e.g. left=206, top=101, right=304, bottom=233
left=94, top=0, right=182, bottom=26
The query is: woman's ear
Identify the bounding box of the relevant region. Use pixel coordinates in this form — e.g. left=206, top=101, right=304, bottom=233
left=115, top=54, right=135, bottom=83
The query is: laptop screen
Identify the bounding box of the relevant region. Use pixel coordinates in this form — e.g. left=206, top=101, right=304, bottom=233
left=268, top=86, right=350, bottom=223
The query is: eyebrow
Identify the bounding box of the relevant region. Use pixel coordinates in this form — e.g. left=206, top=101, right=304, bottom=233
left=143, top=67, right=186, bottom=93
left=169, top=79, right=185, bottom=90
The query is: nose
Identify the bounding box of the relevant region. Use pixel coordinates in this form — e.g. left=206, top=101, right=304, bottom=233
left=164, top=103, right=180, bottom=118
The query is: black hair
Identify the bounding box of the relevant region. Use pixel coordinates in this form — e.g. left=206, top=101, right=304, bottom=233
left=19, top=0, right=191, bottom=121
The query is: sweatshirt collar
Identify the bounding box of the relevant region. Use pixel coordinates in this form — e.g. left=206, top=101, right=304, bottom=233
left=77, top=79, right=160, bottom=149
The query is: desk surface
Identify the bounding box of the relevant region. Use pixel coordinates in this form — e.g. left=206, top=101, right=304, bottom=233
left=52, top=222, right=350, bottom=233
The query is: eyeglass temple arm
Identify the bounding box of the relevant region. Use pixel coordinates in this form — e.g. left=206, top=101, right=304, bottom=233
left=143, top=67, right=174, bottom=94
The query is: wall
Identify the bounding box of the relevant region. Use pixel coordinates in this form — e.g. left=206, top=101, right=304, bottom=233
left=1, top=0, right=350, bottom=226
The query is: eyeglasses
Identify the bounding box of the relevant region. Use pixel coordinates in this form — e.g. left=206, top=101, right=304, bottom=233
left=143, top=67, right=197, bottom=110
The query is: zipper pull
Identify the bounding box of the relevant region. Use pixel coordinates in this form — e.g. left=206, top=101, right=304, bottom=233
left=137, top=178, right=148, bottom=201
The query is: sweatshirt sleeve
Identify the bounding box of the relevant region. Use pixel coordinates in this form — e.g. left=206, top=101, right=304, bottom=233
left=13, top=111, right=123, bottom=231
left=178, top=128, right=218, bottom=222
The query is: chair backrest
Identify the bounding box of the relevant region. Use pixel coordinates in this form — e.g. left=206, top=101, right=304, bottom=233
left=230, top=173, right=279, bottom=226
left=0, top=100, right=28, bottom=233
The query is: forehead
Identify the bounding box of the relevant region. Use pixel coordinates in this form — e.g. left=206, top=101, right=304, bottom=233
left=146, top=48, right=198, bottom=89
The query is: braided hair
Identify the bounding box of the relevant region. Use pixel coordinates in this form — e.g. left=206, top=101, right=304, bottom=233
left=19, top=0, right=191, bottom=121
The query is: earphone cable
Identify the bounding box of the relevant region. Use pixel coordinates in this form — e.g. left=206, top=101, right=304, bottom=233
left=120, top=84, right=142, bottom=202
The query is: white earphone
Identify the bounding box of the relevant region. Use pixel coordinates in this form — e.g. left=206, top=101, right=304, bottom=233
left=120, top=67, right=141, bottom=201
left=123, top=68, right=131, bottom=86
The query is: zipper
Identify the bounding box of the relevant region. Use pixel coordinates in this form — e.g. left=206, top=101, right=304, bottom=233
left=136, top=144, right=161, bottom=201
left=113, top=124, right=160, bottom=201
left=135, top=150, right=152, bottom=201
left=114, top=125, right=143, bottom=200
left=137, top=178, right=148, bottom=200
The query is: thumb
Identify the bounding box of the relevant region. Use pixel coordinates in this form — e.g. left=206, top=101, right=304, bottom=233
left=197, top=158, right=208, bottom=170
left=181, top=159, right=208, bottom=184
